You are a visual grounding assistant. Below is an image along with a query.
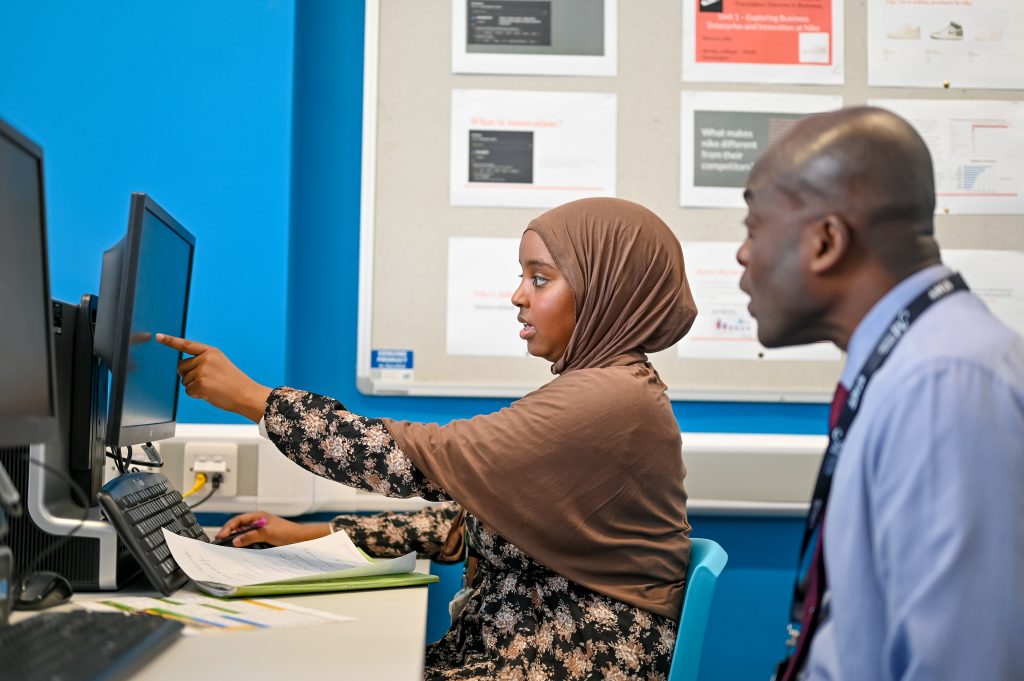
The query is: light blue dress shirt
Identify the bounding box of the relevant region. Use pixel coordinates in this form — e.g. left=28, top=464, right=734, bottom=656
left=804, top=264, right=1024, bottom=681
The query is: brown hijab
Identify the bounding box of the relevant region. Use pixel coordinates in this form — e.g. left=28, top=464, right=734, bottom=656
left=383, top=197, right=698, bottom=620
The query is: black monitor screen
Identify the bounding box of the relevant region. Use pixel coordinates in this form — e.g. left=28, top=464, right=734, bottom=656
left=121, top=206, right=193, bottom=429
left=0, top=119, right=56, bottom=444
left=97, top=193, right=194, bottom=446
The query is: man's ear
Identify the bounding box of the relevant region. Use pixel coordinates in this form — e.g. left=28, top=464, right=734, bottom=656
left=807, top=213, right=851, bottom=275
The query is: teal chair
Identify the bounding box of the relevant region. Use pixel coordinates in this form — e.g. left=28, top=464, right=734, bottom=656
left=668, top=538, right=729, bottom=681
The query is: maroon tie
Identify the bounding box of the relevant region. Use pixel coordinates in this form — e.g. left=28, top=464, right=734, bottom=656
left=779, top=383, right=849, bottom=681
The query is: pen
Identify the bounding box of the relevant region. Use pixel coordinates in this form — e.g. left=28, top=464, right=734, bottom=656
left=213, top=517, right=268, bottom=546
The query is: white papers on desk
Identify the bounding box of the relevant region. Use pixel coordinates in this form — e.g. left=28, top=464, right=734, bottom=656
left=452, top=0, right=617, bottom=76
left=682, top=0, right=843, bottom=85
left=867, top=0, right=1024, bottom=89
left=451, top=89, right=616, bottom=208
left=676, top=242, right=840, bottom=362
left=81, top=594, right=354, bottom=636
left=868, top=99, right=1024, bottom=215
left=680, top=92, right=842, bottom=208
left=447, top=237, right=527, bottom=357
left=162, top=529, right=416, bottom=597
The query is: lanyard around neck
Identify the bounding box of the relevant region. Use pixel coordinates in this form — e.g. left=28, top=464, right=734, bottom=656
left=797, top=272, right=969, bottom=564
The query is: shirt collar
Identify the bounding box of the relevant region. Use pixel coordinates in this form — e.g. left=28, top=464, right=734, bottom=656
left=840, top=263, right=953, bottom=388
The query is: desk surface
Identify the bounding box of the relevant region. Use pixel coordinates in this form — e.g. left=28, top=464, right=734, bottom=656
left=12, top=560, right=431, bottom=680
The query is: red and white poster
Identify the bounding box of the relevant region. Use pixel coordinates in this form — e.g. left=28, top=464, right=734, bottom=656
left=682, top=0, right=844, bottom=84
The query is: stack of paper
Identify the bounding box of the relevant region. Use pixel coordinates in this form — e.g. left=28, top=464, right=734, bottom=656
left=162, top=528, right=438, bottom=597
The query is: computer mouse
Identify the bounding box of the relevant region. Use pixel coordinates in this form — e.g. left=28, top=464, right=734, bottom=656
left=14, top=570, right=74, bottom=611
left=243, top=542, right=273, bottom=550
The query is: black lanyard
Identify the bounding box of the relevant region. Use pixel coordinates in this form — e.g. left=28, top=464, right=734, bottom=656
left=793, top=272, right=969, bottom=599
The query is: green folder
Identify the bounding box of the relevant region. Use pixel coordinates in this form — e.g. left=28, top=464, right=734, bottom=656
left=208, top=571, right=439, bottom=598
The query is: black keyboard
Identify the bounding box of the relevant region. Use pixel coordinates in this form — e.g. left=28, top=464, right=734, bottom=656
left=0, top=610, right=183, bottom=681
left=96, top=472, right=208, bottom=596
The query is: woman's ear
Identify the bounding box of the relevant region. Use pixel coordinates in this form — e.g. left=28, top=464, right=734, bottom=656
left=807, top=213, right=851, bottom=275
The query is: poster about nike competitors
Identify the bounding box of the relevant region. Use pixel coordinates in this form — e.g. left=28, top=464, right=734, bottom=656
left=682, top=0, right=844, bottom=84
left=867, top=0, right=1024, bottom=89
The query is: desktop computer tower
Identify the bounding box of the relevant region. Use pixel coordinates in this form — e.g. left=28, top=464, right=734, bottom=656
left=0, top=298, right=139, bottom=590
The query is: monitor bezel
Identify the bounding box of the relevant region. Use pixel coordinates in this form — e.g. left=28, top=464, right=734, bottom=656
left=0, top=117, right=59, bottom=446
left=104, top=193, right=195, bottom=447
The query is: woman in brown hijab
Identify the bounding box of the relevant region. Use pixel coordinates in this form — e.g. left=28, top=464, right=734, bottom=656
left=158, top=197, right=698, bottom=680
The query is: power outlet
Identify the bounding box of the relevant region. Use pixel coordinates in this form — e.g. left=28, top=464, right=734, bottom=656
left=183, top=442, right=238, bottom=498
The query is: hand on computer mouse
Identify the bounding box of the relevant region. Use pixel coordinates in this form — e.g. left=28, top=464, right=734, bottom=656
left=14, top=571, right=73, bottom=611
left=215, top=512, right=331, bottom=547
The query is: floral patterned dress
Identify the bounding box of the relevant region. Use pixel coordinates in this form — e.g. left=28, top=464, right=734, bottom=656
left=264, top=387, right=679, bottom=680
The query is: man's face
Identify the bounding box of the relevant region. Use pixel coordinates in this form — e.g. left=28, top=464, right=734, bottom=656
left=737, top=176, right=825, bottom=348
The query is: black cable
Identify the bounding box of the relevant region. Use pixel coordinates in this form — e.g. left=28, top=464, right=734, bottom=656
left=186, top=473, right=222, bottom=510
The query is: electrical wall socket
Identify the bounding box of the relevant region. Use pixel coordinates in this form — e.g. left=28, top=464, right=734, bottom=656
left=183, top=442, right=238, bottom=498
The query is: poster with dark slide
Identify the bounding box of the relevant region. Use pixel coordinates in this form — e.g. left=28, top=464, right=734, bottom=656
left=469, top=130, right=534, bottom=183
left=679, top=91, right=842, bottom=207
left=468, top=1, right=552, bottom=47
left=454, top=0, right=616, bottom=75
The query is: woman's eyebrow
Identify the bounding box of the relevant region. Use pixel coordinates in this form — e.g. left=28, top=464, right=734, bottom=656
left=524, top=258, right=555, bottom=268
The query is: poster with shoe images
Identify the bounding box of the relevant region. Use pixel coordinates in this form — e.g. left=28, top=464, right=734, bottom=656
left=868, top=0, right=1024, bottom=89
left=682, top=0, right=844, bottom=84
left=869, top=98, right=1024, bottom=215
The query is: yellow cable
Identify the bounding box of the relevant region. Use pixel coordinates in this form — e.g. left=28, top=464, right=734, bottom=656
left=182, top=472, right=207, bottom=498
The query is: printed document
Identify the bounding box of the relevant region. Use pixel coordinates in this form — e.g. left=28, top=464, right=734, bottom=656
left=163, top=529, right=417, bottom=597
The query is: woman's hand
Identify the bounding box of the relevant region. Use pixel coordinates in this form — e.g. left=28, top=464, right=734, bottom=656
left=156, top=334, right=272, bottom=423
left=215, top=512, right=331, bottom=547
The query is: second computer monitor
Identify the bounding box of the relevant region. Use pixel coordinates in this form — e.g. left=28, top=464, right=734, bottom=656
left=95, top=193, right=195, bottom=447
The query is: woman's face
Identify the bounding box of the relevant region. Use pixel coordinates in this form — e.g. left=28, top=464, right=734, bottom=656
left=511, top=230, right=576, bottom=362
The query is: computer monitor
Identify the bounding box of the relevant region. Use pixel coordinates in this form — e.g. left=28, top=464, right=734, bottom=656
left=95, top=193, right=196, bottom=447
left=1, top=178, right=196, bottom=590
left=0, top=118, right=58, bottom=446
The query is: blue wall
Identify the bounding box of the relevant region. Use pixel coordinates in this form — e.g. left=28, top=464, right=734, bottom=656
left=0, top=0, right=295, bottom=424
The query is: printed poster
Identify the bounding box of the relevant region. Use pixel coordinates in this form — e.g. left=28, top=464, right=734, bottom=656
left=680, top=91, right=843, bottom=208
left=683, top=0, right=844, bottom=84
left=446, top=237, right=527, bottom=357
left=676, top=242, right=841, bottom=362
left=671, top=242, right=839, bottom=364
left=870, top=99, right=1024, bottom=215
left=944, top=250, right=1024, bottom=336
left=868, top=0, right=1024, bottom=89
left=451, top=89, right=617, bottom=208
left=452, top=0, right=617, bottom=76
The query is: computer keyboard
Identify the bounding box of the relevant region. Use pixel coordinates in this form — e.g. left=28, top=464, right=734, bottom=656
left=0, top=610, right=183, bottom=681
left=96, top=472, right=208, bottom=596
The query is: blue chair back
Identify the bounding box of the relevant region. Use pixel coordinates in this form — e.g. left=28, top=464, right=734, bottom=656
left=668, top=538, right=728, bottom=681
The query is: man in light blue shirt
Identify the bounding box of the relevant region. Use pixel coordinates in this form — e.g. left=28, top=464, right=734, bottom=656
left=738, top=106, right=1024, bottom=681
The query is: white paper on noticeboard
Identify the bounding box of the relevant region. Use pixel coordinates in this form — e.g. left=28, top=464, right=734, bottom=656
left=451, top=89, right=616, bottom=208
left=869, top=99, right=1024, bottom=215
left=446, top=237, right=528, bottom=357
left=944, top=250, right=1024, bottom=337
left=682, top=0, right=844, bottom=85
left=680, top=91, right=843, bottom=208
left=867, top=0, right=1024, bottom=90
left=452, top=0, right=617, bottom=76
left=676, top=241, right=841, bottom=362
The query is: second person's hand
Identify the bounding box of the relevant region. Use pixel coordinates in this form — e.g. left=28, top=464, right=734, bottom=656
left=156, top=334, right=272, bottom=423
left=215, top=512, right=331, bottom=547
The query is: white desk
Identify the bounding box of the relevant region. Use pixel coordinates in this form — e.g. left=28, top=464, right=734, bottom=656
left=12, top=560, right=431, bottom=680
